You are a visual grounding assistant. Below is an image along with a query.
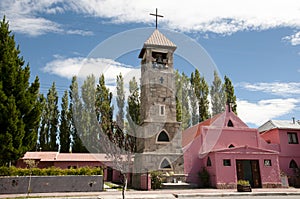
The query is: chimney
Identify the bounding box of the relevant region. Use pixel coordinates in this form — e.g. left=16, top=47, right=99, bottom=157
left=292, top=117, right=295, bottom=124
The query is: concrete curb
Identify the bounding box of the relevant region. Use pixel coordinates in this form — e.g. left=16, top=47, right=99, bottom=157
left=174, top=192, right=300, bottom=198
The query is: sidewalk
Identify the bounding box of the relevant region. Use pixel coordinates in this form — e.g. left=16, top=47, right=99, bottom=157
left=1, top=188, right=300, bottom=199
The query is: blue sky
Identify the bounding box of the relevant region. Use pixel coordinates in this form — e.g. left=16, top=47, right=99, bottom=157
left=1, top=0, right=300, bottom=127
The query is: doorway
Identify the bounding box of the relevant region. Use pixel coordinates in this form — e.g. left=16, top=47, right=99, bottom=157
left=107, top=167, right=113, bottom=181
left=236, top=160, right=261, bottom=188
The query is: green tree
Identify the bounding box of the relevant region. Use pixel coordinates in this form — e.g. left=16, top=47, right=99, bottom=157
left=115, top=73, right=125, bottom=149
left=190, top=72, right=199, bottom=125
left=116, top=73, right=125, bottom=129
left=81, top=75, right=99, bottom=152
left=175, top=70, right=183, bottom=123
left=192, top=69, right=209, bottom=122
left=43, top=82, right=59, bottom=151
left=69, top=76, right=87, bottom=153
left=198, top=76, right=210, bottom=122
left=0, top=17, right=42, bottom=165
left=125, top=77, right=140, bottom=152
left=223, top=75, right=237, bottom=114
left=59, top=90, right=71, bottom=153
left=181, top=72, right=191, bottom=129
left=95, top=74, right=113, bottom=141
left=211, top=71, right=225, bottom=116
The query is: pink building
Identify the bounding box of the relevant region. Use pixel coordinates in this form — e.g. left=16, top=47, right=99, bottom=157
left=182, top=106, right=282, bottom=188
left=17, top=152, right=129, bottom=184
left=259, top=120, right=300, bottom=186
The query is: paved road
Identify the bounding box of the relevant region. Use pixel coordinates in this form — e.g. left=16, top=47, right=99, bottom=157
left=199, top=197, right=300, bottom=199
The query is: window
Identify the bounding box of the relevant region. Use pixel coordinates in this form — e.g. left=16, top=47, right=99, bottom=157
left=264, top=159, right=272, bottom=166
left=159, top=105, right=165, bottom=116
left=207, top=157, right=212, bottom=167
left=223, top=159, right=231, bottom=166
left=160, top=158, right=172, bottom=169
left=289, top=160, right=298, bottom=169
left=227, top=120, right=234, bottom=127
left=157, top=130, right=170, bottom=142
left=288, top=132, right=299, bottom=144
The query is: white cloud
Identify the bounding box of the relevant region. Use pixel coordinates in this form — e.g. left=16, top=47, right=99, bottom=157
left=283, top=31, right=300, bottom=45
left=0, top=0, right=93, bottom=36
left=43, top=56, right=140, bottom=96
left=1, top=0, right=300, bottom=36
left=237, top=98, right=299, bottom=126
left=239, top=82, right=300, bottom=97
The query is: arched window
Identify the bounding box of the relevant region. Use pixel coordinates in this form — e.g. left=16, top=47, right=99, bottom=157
left=289, top=159, right=298, bottom=169
left=207, top=157, right=212, bottom=167
left=157, top=130, right=170, bottom=142
left=227, top=120, right=234, bottom=127
left=228, top=144, right=235, bottom=148
left=160, top=158, right=172, bottom=169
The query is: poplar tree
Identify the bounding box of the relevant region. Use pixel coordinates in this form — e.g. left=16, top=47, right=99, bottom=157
left=190, top=72, right=199, bottom=125
left=223, top=75, right=237, bottom=114
left=175, top=70, right=183, bottom=123
left=81, top=75, right=99, bottom=152
left=69, top=76, right=86, bottom=153
left=181, top=72, right=191, bottom=129
left=0, top=17, right=42, bottom=165
left=126, top=77, right=140, bottom=152
left=40, top=82, right=59, bottom=151
left=95, top=74, right=113, bottom=141
left=116, top=73, right=125, bottom=148
left=192, top=69, right=209, bottom=122
left=59, top=90, right=71, bottom=152
left=211, top=71, right=225, bottom=116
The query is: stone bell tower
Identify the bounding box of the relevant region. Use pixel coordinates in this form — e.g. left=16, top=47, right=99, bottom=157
left=132, top=29, right=184, bottom=188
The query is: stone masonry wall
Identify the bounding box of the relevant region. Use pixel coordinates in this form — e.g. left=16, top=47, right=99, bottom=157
left=0, top=175, right=103, bottom=194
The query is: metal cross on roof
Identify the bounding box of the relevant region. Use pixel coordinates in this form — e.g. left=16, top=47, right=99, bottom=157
left=150, top=8, right=163, bottom=29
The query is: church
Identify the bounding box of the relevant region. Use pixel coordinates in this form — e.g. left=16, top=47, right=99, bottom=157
left=17, top=11, right=300, bottom=190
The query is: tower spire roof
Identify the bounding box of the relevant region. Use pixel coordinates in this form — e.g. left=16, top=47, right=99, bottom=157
left=144, top=29, right=176, bottom=47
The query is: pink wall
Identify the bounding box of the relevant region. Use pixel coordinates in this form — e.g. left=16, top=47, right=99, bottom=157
left=183, top=134, right=204, bottom=184
left=261, top=128, right=300, bottom=177
left=213, top=152, right=281, bottom=188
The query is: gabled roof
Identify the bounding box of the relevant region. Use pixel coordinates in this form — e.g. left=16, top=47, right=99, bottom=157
left=182, top=113, right=223, bottom=148
left=182, top=105, right=251, bottom=148
left=144, top=29, right=176, bottom=48
left=211, top=145, right=279, bottom=154
left=258, top=120, right=300, bottom=133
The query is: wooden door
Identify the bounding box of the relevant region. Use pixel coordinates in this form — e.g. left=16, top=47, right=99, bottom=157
left=251, top=160, right=262, bottom=188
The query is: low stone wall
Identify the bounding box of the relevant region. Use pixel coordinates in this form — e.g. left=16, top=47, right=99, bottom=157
left=0, top=175, right=103, bottom=194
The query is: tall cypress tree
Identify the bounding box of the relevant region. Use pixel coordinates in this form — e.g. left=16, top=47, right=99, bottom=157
left=223, top=75, right=237, bottom=114
left=211, top=71, right=225, bottom=116
left=59, top=90, right=71, bottom=153
left=0, top=17, right=41, bottom=165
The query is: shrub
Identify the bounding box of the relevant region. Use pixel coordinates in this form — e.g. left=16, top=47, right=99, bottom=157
left=0, top=166, right=103, bottom=176
left=150, top=171, right=163, bottom=190
left=198, top=167, right=210, bottom=188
